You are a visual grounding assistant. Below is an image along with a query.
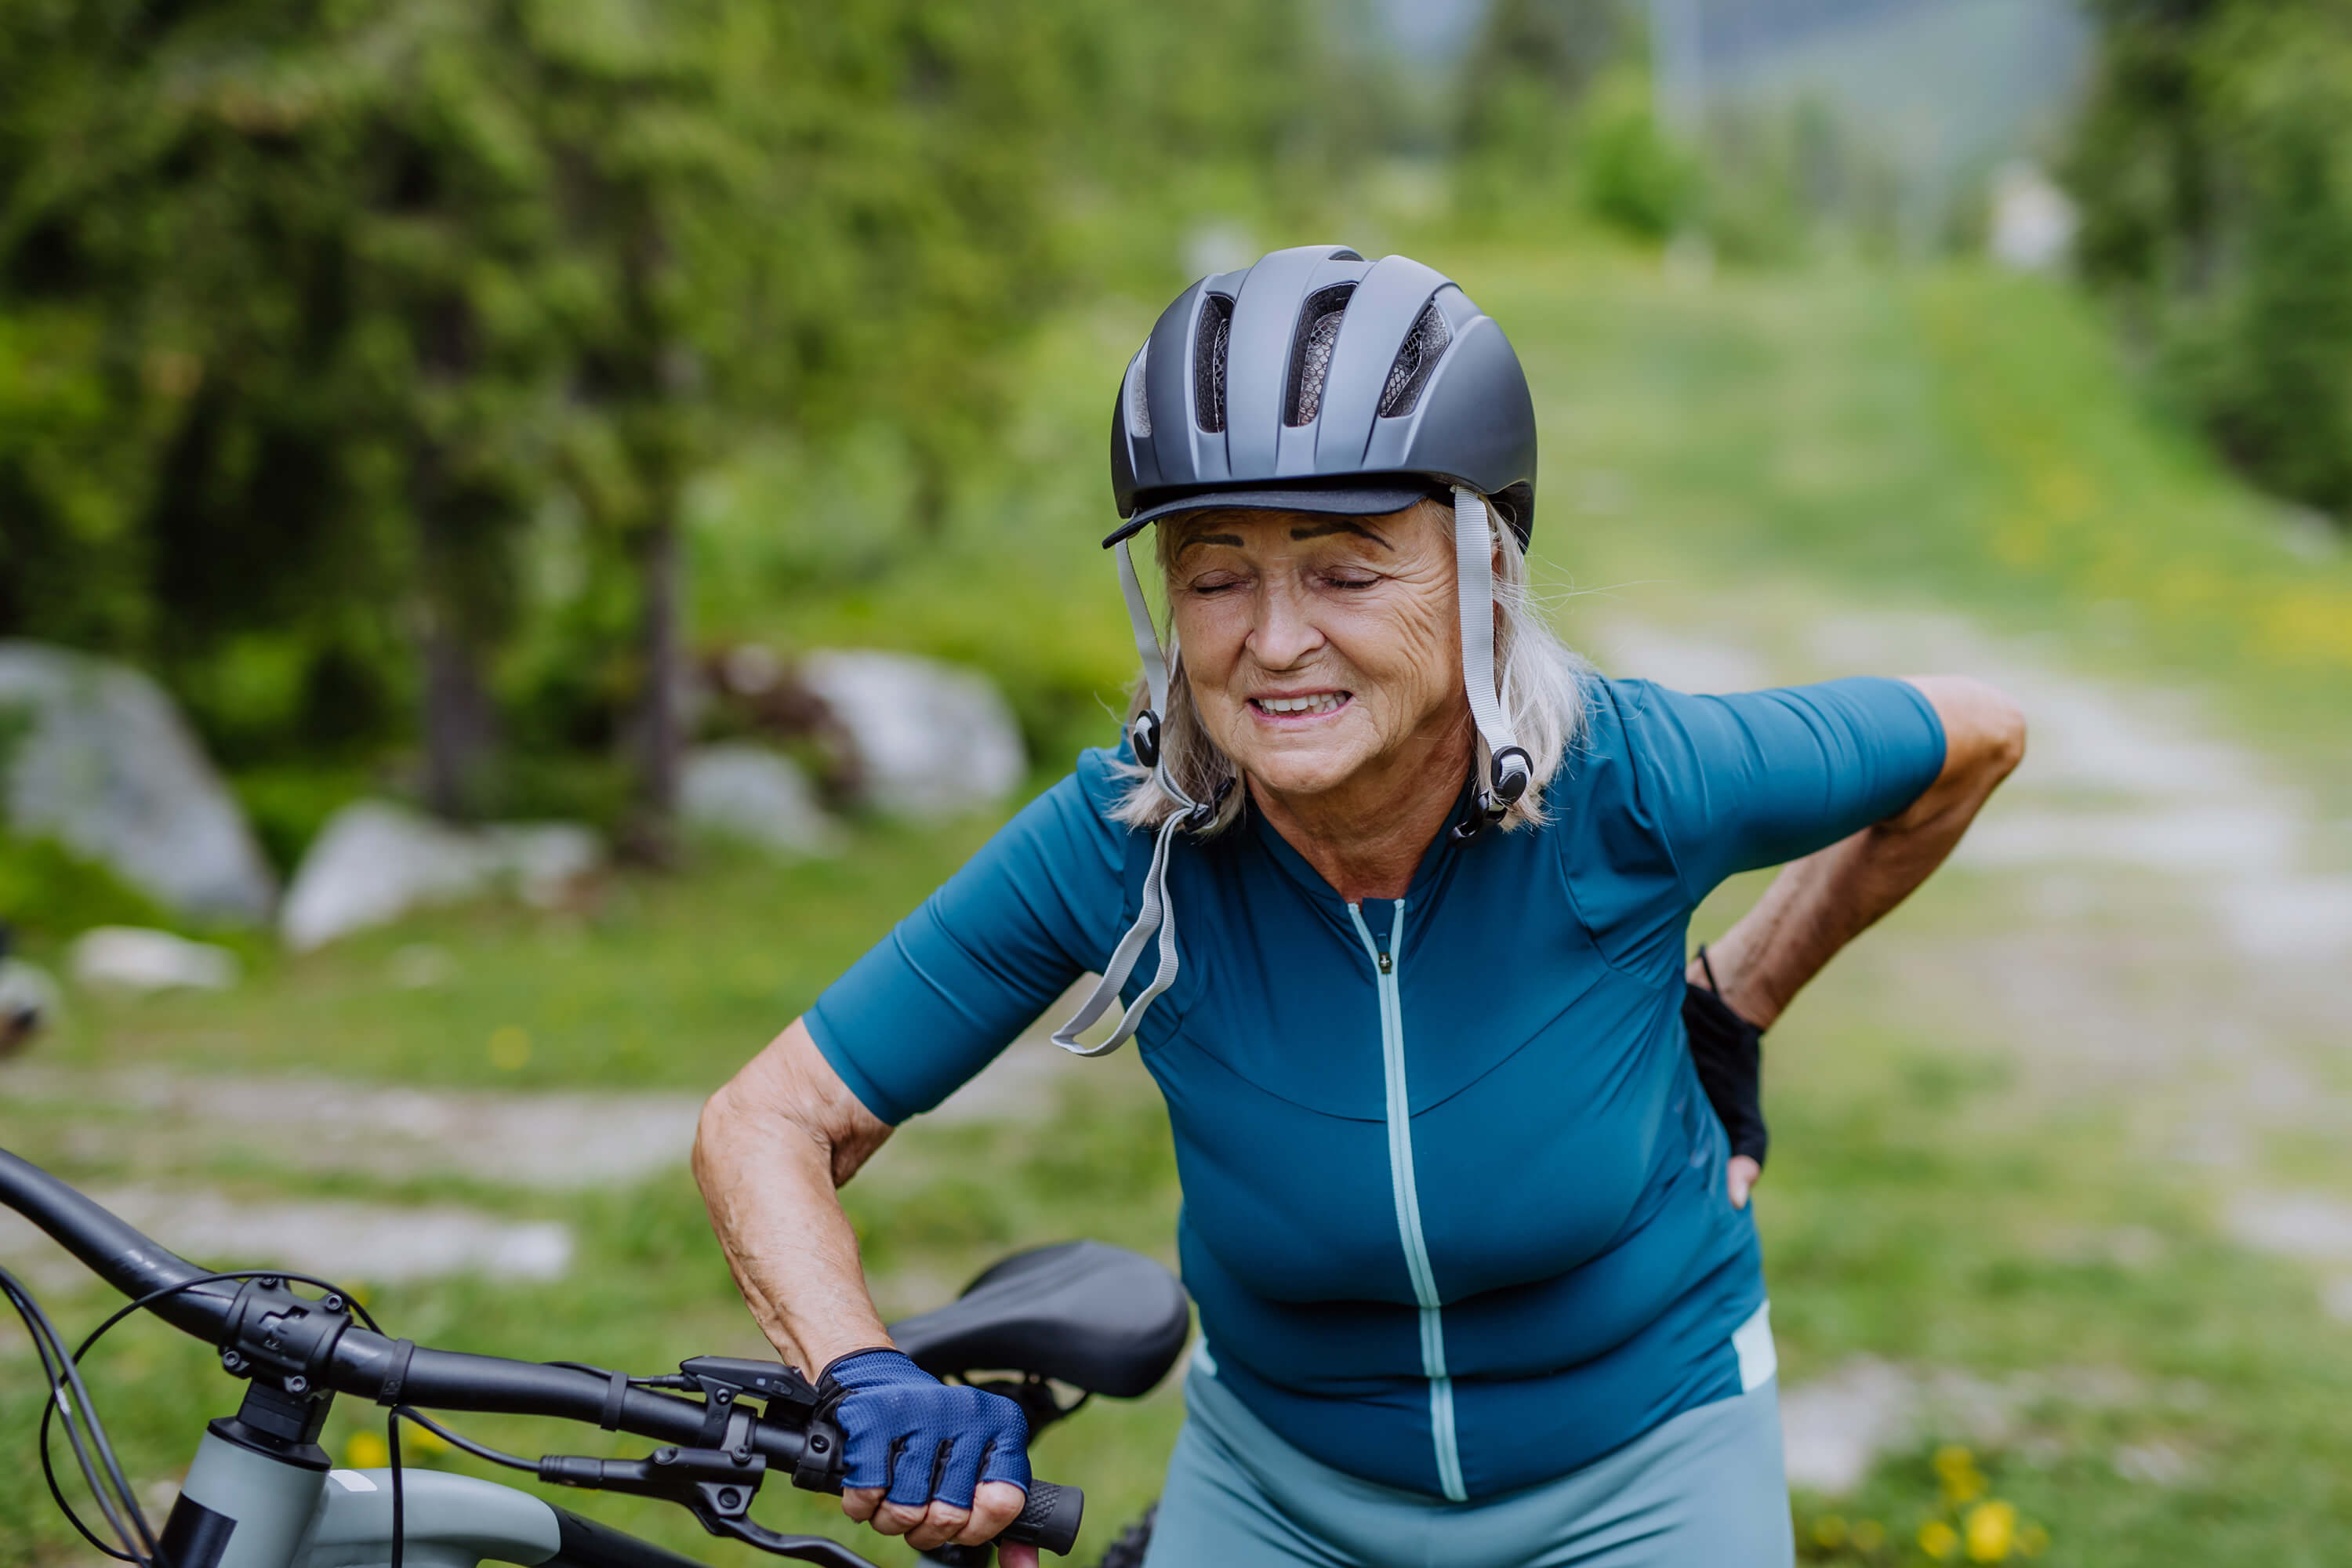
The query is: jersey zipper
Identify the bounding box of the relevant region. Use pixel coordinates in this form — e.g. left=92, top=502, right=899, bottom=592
left=1347, top=898, right=1467, bottom=1502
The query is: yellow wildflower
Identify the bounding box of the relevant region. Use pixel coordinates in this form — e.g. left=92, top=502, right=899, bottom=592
left=1934, top=1444, right=1985, bottom=1504
left=342, top=1431, right=390, bottom=1469
left=1964, top=1500, right=2016, bottom=1562
left=488, top=1025, right=532, bottom=1071
left=1919, top=1519, right=1960, bottom=1560
left=1811, top=1514, right=1848, bottom=1548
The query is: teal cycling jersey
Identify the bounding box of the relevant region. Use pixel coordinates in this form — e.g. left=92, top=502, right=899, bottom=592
left=808, top=677, right=1945, bottom=1499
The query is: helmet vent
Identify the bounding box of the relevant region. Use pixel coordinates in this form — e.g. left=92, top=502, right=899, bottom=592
left=1125, top=343, right=1152, bottom=438
left=1284, top=285, right=1356, bottom=426
left=1377, top=303, right=1451, bottom=419
left=1193, top=294, right=1234, bottom=433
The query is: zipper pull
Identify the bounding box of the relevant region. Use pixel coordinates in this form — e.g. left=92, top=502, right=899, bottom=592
left=1377, top=951, right=1393, bottom=975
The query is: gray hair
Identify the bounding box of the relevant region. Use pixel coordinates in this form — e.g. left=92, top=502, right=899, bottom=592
left=1111, top=495, right=1592, bottom=835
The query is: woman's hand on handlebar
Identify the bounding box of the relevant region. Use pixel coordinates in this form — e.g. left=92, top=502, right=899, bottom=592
left=824, top=1347, right=1036, bottom=1562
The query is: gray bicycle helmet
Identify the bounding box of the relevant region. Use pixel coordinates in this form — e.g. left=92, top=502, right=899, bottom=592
left=1051, top=247, right=1544, bottom=1062
left=1108, top=245, right=1537, bottom=545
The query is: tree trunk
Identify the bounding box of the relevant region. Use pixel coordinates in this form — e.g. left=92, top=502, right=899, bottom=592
left=421, top=605, right=498, bottom=821
left=623, top=498, right=684, bottom=866
left=411, top=299, right=504, bottom=824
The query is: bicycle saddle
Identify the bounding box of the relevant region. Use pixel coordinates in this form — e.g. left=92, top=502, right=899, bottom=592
left=889, top=1240, right=1190, bottom=1399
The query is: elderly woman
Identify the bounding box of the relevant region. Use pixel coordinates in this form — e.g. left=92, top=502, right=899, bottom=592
left=695, top=247, right=2024, bottom=1567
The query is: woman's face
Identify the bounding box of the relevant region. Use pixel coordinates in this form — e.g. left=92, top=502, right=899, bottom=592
left=1165, top=501, right=1465, bottom=802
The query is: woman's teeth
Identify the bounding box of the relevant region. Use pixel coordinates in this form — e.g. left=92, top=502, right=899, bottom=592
left=1254, top=693, right=1344, bottom=716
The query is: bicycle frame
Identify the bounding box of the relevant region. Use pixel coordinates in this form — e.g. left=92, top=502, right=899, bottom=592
left=166, top=1421, right=709, bottom=1568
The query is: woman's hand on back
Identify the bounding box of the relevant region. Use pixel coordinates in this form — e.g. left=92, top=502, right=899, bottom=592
left=1689, top=674, right=2025, bottom=1207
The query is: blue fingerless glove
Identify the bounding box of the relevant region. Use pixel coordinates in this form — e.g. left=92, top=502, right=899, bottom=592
left=817, top=1348, right=1030, bottom=1510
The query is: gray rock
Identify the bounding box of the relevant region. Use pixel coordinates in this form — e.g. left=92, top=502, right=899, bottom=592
left=1988, top=159, right=2077, bottom=272
left=799, top=650, right=1026, bottom=818
left=0, top=956, right=59, bottom=1054
left=478, top=821, right=604, bottom=908
left=681, top=744, right=844, bottom=857
left=280, top=800, right=602, bottom=951
left=0, top=641, right=277, bottom=922
left=70, top=926, right=241, bottom=993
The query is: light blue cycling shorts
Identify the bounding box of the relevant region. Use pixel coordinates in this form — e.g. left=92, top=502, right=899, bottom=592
left=1142, top=1354, right=1795, bottom=1568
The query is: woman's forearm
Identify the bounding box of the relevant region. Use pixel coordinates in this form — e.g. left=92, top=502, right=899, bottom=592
left=1694, top=676, right=2025, bottom=1028
left=694, top=1018, right=896, bottom=1374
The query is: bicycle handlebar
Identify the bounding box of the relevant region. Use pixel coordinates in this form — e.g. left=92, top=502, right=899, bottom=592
left=0, top=1147, right=1083, bottom=1555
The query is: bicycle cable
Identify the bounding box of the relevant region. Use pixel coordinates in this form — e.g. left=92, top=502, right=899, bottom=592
left=24, top=1264, right=693, bottom=1568
left=2, top=1265, right=154, bottom=1564
left=42, top=1269, right=390, bottom=1568
left=388, top=1406, right=538, bottom=1472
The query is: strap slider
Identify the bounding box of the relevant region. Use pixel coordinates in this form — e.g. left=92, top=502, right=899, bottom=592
left=1490, top=746, right=1532, bottom=805
left=1130, top=710, right=1163, bottom=769
left=1181, top=775, right=1232, bottom=831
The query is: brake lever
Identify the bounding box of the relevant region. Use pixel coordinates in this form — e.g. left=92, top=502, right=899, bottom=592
left=692, top=1488, right=876, bottom=1568
left=540, top=1404, right=875, bottom=1568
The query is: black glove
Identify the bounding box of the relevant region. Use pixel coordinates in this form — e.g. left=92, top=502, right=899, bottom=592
left=1683, top=951, right=1767, bottom=1167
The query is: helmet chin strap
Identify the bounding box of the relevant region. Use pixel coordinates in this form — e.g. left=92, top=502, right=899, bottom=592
left=1051, top=537, right=1212, bottom=1058
left=1059, top=495, right=1529, bottom=1054
left=1451, top=487, right=1531, bottom=840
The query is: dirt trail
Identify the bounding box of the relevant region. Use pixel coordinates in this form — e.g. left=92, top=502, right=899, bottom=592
left=0, top=995, right=1103, bottom=1290
left=0, top=1186, right=569, bottom=1294
left=1586, top=601, right=2352, bottom=1490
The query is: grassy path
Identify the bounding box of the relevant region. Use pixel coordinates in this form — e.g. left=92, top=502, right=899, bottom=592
left=1501, top=247, right=2352, bottom=1563
left=4, top=249, right=2350, bottom=1565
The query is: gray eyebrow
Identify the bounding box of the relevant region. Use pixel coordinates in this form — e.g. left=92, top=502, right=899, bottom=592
left=1176, top=532, right=1243, bottom=555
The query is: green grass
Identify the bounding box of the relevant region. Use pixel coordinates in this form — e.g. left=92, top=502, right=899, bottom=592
left=27, top=818, right=1002, bottom=1091
left=6, top=241, right=2352, bottom=1565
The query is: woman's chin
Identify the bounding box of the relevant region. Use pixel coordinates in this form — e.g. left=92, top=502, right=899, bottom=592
left=1240, top=752, right=1371, bottom=802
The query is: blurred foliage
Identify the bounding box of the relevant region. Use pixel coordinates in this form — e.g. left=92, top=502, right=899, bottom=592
left=0, top=0, right=1381, bottom=830
left=1453, top=0, right=1696, bottom=238
left=0, top=828, right=171, bottom=940
left=2068, top=0, right=2352, bottom=524
left=1450, top=0, right=1896, bottom=263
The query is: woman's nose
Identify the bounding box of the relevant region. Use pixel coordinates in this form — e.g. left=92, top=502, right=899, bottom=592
left=1247, top=577, right=1325, bottom=668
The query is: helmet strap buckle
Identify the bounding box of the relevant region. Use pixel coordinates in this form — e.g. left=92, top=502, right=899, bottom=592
left=1490, top=746, right=1532, bottom=805
left=1131, top=710, right=1163, bottom=769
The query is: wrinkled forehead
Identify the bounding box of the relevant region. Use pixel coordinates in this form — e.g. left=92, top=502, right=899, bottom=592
left=1157, top=498, right=1447, bottom=563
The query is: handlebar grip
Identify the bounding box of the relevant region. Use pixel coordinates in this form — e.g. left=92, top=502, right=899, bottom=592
left=1001, top=1480, right=1083, bottom=1556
